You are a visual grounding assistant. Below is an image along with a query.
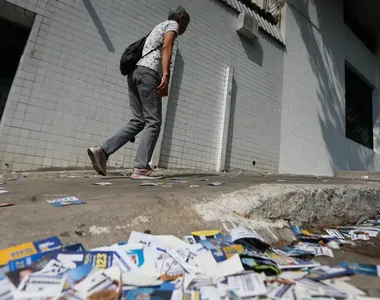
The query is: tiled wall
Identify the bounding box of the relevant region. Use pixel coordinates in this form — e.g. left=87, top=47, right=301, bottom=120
left=279, top=0, right=380, bottom=176
left=0, top=0, right=284, bottom=173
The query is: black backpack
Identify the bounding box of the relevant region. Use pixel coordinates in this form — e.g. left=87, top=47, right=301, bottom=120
left=120, top=33, right=161, bottom=76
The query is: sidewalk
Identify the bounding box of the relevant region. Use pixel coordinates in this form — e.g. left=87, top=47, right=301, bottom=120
left=0, top=169, right=378, bottom=249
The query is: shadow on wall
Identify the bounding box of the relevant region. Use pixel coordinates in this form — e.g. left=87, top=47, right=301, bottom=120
left=225, top=78, right=238, bottom=171
left=82, top=0, right=115, bottom=53
left=160, top=50, right=185, bottom=168
left=291, top=0, right=373, bottom=174
left=239, top=34, right=264, bottom=67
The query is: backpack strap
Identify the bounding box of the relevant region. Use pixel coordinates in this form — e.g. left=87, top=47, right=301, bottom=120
left=141, top=43, right=162, bottom=59
left=141, top=31, right=162, bottom=59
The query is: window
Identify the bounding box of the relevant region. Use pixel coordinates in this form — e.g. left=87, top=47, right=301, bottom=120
left=345, top=63, right=374, bottom=149
left=343, top=0, right=377, bottom=54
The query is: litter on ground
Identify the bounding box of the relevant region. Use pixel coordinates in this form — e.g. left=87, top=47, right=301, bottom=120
left=93, top=182, right=113, bottom=186
left=0, top=203, right=15, bottom=208
left=0, top=219, right=379, bottom=299
left=46, top=197, right=86, bottom=207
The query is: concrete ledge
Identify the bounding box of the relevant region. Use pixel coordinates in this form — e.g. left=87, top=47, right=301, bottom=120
left=195, top=183, right=380, bottom=243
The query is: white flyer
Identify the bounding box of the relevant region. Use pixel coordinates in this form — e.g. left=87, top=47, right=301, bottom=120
left=16, top=274, right=66, bottom=298
left=351, top=233, right=370, bottom=241
left=228, top=273, right=267, bottom=298
left=0, top=278, right=15, bottom=300
left=37, top=259, right=68, bottom=275
left=314, top=247, right=334, bottom=258
left=74, top=266, right=120, bottom=299
left=231, top=227, right=265, bottom=243
left=325, top=229, right=345, bottom=239
left=167, top=247, right=200, bottom=275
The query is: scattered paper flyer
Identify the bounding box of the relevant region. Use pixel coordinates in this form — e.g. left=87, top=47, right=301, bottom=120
left=325, top=229, right=345, bottom=239
left=231, top=227, right=265, bottom=243
left=339, top=261, right=380, bottom=277
left=16, top=273, right=66, bottom=298
left=321, top=279, right=366, bottom=296
left=0, top=190, right=9, bottom=194
left=306, top=266, right=354, bottom=281
left=93, top=182, right=112, bottom=186
left=313, top=247, right=334, bottom=258
left=139, top=182, right=158, bottom=186
left=351, top=233, right=370, bottom=241
left=47, top=197, right=86, bottom=207
left=228, top=273, right=267, bottom=298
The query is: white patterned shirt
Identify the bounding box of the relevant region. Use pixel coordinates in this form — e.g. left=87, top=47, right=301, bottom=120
left=137, top=20, right=179, bottom=75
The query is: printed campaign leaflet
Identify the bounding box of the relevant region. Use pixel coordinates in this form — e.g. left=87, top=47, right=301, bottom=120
left=194, top=231, right=242, bottom=262
left=191, top=230, right=231, bottom=244
left=182, top=235, right=197, bottom=245
left=209, top=245, right=245, bottom=262
left=275, top=246, right=314, bottom=258
left=6, top=251, right=114, bottom=288
left=47, top=197, right=86, bottom=207
left=0, top=236, right=62, bottom=266
left=227, top=273, right=267, bottom=298
left=266, top=252, right=320, bottom=270
left=73, top=265, right=121, bottom=299
left=325, top=229, right=345, bottom=239
left=306, top=266, right=354, bottom=281
left=8, top=243, right=85, bottom=272
left=156, top=248, right=186, bottom=281
left=339, top=261, right=380, bottom=277
left=0, top=278, right=15, bottom=300
left=230, top=227, right=265, bottom=244
left=64, top=263, right=94, bottom=290
left=296, top=278, right=347, bottom=298
left=266, top=281, right=295, bottom=299
left=15, top=273, right=67, bottom=299
left=124, top=288, right=173, bottom=300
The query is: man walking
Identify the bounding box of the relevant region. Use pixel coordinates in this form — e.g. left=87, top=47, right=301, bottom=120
left=87, top=6, right=190, bottom=180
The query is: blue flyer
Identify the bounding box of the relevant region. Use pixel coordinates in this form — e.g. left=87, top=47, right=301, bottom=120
left=33, top=236, right=62, bottom=253
left=65, top=243, right=85, bottom=252
left=339, top=261, right=380, bottom=277
left=8, top=243, right=85, bottom=271
left=123, top=288, right=173, bottom=300
left=126, top=249, right=144, bottom=267
left=64, top=263, right=94, bottom=290
left=210, top=248, right=227, bottom=262
left=50, top=251, right=114, bottom=269
left=8, top=252, right=46, bottom=271
left=47, top=197, right=86, bottom=207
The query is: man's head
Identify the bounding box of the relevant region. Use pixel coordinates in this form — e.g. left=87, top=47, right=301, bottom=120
left=168, top=5, right=190, bottom=35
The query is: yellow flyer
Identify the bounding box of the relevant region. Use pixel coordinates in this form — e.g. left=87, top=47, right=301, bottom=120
left=222, top=245, right=245, bottom=259
left=191, top=230, right=220, bottom=237
left=0, top=242, right=37, bottom=266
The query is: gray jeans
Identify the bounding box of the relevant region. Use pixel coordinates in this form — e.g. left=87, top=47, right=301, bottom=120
left=101, top=66, right=162, bottom=169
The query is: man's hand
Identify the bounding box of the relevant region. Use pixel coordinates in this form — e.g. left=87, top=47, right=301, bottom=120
left=157, top=73, right=169, bottom=96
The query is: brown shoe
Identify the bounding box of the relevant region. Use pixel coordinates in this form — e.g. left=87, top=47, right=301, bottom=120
left=87, top=146, right=107, bottom=176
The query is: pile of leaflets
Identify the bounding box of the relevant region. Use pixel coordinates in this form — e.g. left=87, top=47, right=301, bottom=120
left=0, top=224, right=379, bottom=299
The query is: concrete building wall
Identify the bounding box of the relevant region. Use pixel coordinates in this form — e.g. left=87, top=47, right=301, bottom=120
left=0, top=0, right=284, bottom=173
left=279, top=0, right=380, bottom=176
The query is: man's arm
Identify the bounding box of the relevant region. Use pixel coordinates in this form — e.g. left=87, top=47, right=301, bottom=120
left=157, top=31, right=177, bottom=96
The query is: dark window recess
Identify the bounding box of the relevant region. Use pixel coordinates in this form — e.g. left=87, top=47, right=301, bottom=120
left=238, top=0, right=278, bottom=25
left=343, top=0, right=377, bottom=54
left=345, top=64, right=374, bottom=150
left=0, top=18, right=30, bottom=121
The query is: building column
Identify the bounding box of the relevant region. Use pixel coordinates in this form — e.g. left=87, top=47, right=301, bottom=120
left=216, top=67, right=234, bottom=172
left=372, top=36, right=380, bottom=154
